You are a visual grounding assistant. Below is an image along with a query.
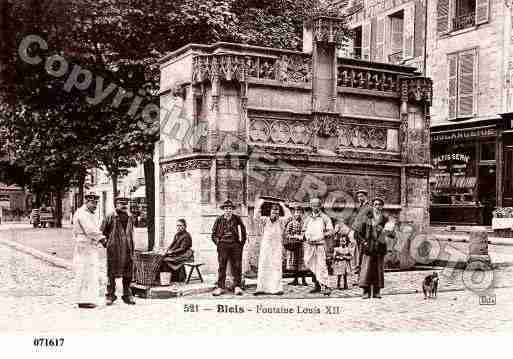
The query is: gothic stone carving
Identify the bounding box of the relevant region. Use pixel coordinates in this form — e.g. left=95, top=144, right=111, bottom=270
left=192, top=54, right=312, bottom=85
left=312, top=17, right=347, bottom=45
left=406, top=166, right=430, bottom=178
left=250, top=118, right=313, bottom=145
left=161, top=158, right=212, bottom=175
left=400, top=76, right=433, bottom=104
left=337, top=66, right=399, bottom=93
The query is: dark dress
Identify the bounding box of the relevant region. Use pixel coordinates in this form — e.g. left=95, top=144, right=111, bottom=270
left=161, top=231, right=194, bottom=282
left=358, top=215, right=387, bottom=289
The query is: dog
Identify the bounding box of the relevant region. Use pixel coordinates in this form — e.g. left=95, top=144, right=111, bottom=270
left=422, top=272, right=439, bottom=299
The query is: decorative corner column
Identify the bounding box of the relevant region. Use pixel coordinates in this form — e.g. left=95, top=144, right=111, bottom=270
left=311, top=17, right=345, bottom=114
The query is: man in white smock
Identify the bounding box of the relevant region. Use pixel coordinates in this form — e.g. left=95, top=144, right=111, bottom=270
left=253, top=198, right=291, bottom=295
left=303, top=197, right=333, bottom=295
left=72, top=192, right=106, bottom=309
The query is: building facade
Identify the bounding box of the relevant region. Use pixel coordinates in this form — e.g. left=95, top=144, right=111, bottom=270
left=338, top=0, right=513, bottom=225
left=156, top=17, right=433, bottom=274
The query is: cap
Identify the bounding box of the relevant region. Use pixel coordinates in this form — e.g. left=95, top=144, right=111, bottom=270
left=84, top=191, right=100, bottom=200
left=220, top=199, right=235, bottom=209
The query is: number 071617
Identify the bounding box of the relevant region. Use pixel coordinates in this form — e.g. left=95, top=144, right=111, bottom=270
left=33, top=338, right=64, bottom=347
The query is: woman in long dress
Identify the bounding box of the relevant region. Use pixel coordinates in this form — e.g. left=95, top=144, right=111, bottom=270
left=253, top=198, right=291, bottom=295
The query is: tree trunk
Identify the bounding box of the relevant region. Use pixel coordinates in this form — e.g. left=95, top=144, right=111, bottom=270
left=55, top=190, right=63, bottom=228
left=144, top=158, right=155, bottom=251
left=111, top=172, right=118, bottom=207
left=77, top=168, right=86, bottom=209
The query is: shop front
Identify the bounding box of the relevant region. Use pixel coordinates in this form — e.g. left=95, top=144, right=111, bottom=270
left=430, top=119, right=498, bottom=225
left=430, top=116, right=513, bottom=227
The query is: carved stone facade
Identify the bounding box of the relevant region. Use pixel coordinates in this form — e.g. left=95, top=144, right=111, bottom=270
left=157, top=18, right=432, bottom=273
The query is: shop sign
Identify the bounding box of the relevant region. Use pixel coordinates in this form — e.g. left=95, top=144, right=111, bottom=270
left=433, top=153, right=470, bottom=165
left=432, top=127, right=496, bottom=142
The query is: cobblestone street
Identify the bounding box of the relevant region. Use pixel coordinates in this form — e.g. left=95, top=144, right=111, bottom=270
left=1, top=238, right=513, bottom=334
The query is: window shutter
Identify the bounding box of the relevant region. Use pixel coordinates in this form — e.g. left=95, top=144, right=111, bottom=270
left=391, top=17, right=403, bottom=54
left=374, top=16, right=385, bottom=62
left=403, top=3, right=415, bottom=60
left=448, top=54, right=458, bottom=120
left=458, top=49, right=476, bottom=117
left=362, top=21, right=372, bottom=60
left=437, top=0, right=450, bottom=34
left=475, top=0, right=490, bottom=25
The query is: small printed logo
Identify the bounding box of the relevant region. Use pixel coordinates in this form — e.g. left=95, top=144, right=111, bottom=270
left=479, top=294, right=496, bottom=305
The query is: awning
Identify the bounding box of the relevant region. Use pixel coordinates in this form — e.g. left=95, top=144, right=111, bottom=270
left=131, top=185, right=146, bottom=198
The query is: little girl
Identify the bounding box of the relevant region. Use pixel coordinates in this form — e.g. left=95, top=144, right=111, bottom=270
left=332, top=234, right=354, bottom=290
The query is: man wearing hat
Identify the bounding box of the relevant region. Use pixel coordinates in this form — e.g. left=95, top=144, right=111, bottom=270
left=358, top=197, right=388, bottom=299
left=351, top=189, right=371, bottom=275
left=101, top=195, right=136, bottom=305
left=211, top=200, right=247, bottom=296
left=72, top=192, right=106, bottom=309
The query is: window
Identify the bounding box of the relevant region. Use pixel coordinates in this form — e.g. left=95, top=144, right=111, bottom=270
left=369, top=3, right=414, bottom=64
left=388, top=12, right=404, bottom=64
left=437, top=0, right=489, bottom=34
left=338, top=26, right=362, bottom=59
left=448, top=49, right=477, bottom=120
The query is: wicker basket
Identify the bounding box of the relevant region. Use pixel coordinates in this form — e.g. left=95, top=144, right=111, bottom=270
left=133, top=251, right=164, bottom=286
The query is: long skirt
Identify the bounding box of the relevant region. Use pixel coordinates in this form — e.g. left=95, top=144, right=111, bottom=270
left=358, top=254, right=385, bottom=288
left=256, top=237, right=283, bottom=294
left=304, top=243, right=329, bottom=287
left=72, top=241, right=101, bottom=305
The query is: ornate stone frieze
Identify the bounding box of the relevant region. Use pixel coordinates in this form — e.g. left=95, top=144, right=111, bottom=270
left=312, top=17, right=347, bottom=45
left=192, top=54, right=312, bottom=85
left=333, top=149, right=400, bottom=161
left=335, top=125, right=387, bottom=150
left=337, top=66, right=399, bottom=93
left=249, top=118, right=313, bottom=145
left=216, top=157, right=247, bottom=169
left=400, top=76, right=433, bottom=104
left=311, top=113, right=339, bottom=138
left=161, top=158, right=212, bottom=175
left=406, top=166, right=430, bottom=178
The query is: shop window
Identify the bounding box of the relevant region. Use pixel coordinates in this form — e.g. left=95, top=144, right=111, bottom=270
left=437, top=0, right=489, bottom=34
left=431, top=145, right=478, bottom=204
left=480, top=142, right=495, bottom=161
left=448, top=49, right=477, bottom=120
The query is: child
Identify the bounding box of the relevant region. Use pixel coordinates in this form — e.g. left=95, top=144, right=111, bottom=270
left=332, top=234, right=354, bottom=290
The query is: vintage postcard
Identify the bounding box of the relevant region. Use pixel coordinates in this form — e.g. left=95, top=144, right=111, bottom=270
left=1, top=0, right=512, bottom=349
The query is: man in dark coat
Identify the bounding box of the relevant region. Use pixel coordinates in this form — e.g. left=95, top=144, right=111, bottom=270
left=211, top=200, right=247, bottom=296
left=101, top=196, right=135, bottom=305
left=351, top=189, right=371, bottom=275
left=161, top=219, right=194, bottom=282
left=358, top=197, right=387, bottom=299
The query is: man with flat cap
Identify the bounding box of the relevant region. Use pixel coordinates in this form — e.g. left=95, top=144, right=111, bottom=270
left=211, top=199, right=247, bottom=296
left=101, top=195, right=136, bottom=305
left=72, top=191, right=106, bottom=309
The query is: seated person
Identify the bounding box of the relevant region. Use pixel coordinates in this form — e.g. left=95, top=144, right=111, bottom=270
left=161, top=219, right=194, bottom=282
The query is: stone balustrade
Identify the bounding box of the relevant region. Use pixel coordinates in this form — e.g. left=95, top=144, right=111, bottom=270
left=191, top=52, right=312, bottom=85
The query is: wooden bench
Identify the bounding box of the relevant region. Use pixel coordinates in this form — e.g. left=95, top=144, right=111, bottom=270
left=183, top=262, right=204, bottom=284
